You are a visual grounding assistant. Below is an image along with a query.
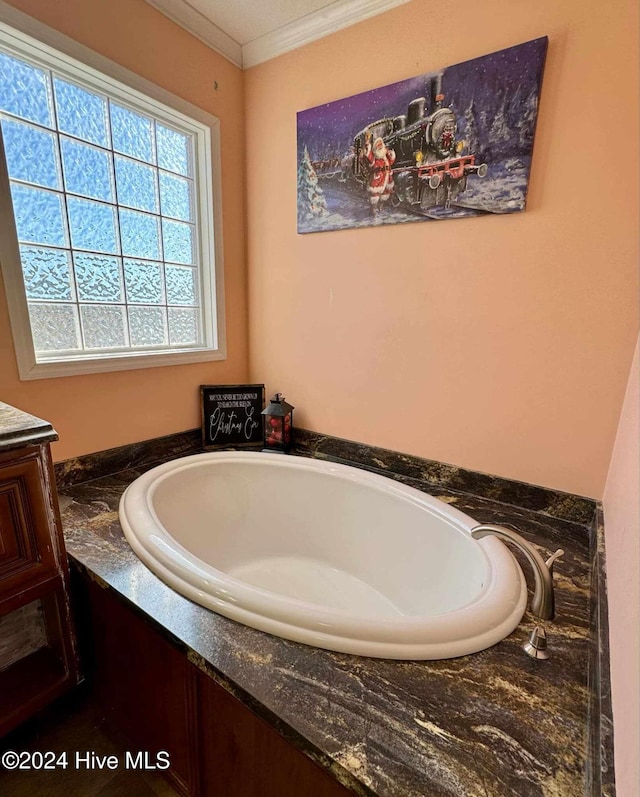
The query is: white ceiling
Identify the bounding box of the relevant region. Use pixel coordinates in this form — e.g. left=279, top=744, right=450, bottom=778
left=187, top=0, right=336, bottom=45
left=144, top=0, right=412, bottom=68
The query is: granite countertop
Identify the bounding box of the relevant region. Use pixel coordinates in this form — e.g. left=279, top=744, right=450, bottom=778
left=0, top=401, right=58, bottom=451
left=58, top=449, right=593, bottom=797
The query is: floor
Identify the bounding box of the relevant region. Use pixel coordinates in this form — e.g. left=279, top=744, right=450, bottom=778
left=0, top=688, right=179, bottom=796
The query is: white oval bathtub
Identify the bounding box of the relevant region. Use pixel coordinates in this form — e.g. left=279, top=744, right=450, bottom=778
left=119, top=452, right=527, bottom=659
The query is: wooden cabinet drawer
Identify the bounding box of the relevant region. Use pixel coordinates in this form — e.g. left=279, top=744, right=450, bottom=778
left=0, top=450, right=59, bottom=601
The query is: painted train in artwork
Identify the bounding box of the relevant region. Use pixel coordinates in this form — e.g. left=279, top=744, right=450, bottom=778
left=345, top=73, right=488, bottom=215
left=297, top=37, right=547, bottom=233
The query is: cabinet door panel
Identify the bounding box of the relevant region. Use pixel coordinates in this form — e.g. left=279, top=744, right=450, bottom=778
left=83, top=580, right=198, bottom=797
left=198, top=672, right=354, bottom=797
left=0, top=452, right=58, bottom=600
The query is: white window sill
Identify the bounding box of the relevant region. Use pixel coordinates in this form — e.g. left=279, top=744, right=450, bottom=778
left=17, top=346, right=227, bottom=380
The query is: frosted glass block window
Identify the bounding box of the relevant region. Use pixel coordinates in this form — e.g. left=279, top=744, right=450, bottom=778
left=168, top=307, right=198, bottom=345
left=129, top=306, right=167, bottom=347
left=28, top=302, right=81, bottom=352
left=156, top=124, right=190, bottom=176
left=2, top=119, right=60, bottom=189
left=0, top=51, right=53, bottom=127
left=111, top=103, right=154, bottom=164
left=53, top=77, right=109, bottom=147
left=60, top=137, right=114, bottom=202
left=20, top=246, right=73, bottom=300
left=123, top=259, right=164, bottom=304
left=119, top=209, right=160, bottom=260
left=114, top=156, right=158, bottom=213
left=159, top=172, right=193, bottom=221
left=67, top=197, right=119, bottom=254
left=74, top=254, right=122, bottom=303
left=162, top=219, right=194, bottom=265
left=166, top=265, right=196, bottom=305
left=80, top=304, right=127, bottom=349
left=10, top=183, right=67, bottom=247
left=0, top=25, right=221, bottom=376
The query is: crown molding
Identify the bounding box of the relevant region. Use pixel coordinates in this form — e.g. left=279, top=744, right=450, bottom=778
left=242, top=0, right=412, bottom=68
left=145, top=0, right=412, bottom=69
left=144, top=0, right=242, bottom=68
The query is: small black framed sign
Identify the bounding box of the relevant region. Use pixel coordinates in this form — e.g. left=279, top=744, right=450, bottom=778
left=200, top=384, right=265, bottom=449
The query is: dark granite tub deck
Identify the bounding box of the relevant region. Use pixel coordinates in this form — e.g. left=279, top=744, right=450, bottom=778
left=56, top=430, right=609, bottom=797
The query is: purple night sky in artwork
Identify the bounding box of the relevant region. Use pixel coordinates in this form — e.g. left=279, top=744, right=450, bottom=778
left=297, top=38, right=547, bottom=160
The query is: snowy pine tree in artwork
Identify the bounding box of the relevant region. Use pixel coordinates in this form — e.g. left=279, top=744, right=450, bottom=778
left=462, top=100, right=480, bottom=157
left=517, top=89, right=539, bottom=150
left=489, top=92, right=511, bottom=155
left=297, top=146, right=328, bottom=222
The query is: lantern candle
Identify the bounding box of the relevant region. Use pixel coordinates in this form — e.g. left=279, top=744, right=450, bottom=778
left=261, top=394, right=294, bottom=453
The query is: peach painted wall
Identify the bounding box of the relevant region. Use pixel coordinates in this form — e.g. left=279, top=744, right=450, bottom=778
left=0, top=0, right=248, bottom=460
left=245, top=0, right=639, bottom=498
left=604, top=334, right=639, bottom=797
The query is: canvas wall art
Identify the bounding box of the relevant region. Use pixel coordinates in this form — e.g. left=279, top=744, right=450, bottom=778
left=297, top=37, right=548, bottom=233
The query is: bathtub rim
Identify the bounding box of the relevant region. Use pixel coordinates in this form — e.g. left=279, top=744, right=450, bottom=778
left=119, top=451, right=528, bottom=659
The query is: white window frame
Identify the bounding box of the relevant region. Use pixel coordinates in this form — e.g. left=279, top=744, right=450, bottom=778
left=0, top=3, right=226, bottom=380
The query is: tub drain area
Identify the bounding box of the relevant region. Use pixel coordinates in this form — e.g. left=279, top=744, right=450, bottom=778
left=228, top=556, right=404, bottom=617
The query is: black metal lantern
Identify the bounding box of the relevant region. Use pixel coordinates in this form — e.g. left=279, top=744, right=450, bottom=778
left=261, top=393, right=294, bottom=453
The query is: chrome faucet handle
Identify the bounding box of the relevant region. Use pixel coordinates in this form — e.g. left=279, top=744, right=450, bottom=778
left=470, top=524, right=560, bottom=621
left=523, top=625, right=549, bottom=660
left=545, top=548, right=564, bottom=575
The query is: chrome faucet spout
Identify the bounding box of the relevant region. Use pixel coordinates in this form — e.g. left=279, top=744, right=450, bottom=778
left=470, top=524, right=563, bottom=621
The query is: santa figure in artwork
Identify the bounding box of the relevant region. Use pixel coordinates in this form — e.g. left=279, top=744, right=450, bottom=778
left=365, top=133, right=396, bottom=216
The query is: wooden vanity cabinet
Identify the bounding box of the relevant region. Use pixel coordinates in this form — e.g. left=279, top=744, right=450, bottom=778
left=78, top=576, right=354, bottom=797
left=0, top=408, right=79, bottom=738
